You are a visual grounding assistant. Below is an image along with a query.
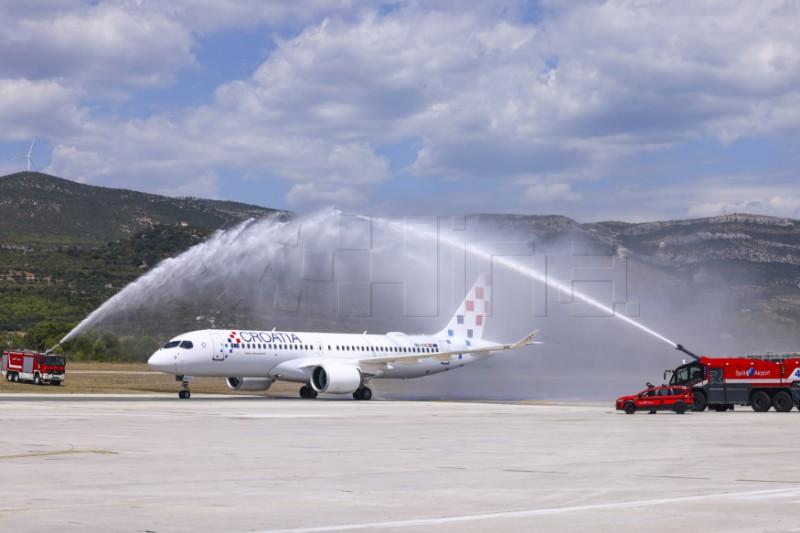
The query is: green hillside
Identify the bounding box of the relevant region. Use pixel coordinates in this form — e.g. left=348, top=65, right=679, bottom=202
left=0, top=172, right=278, bottom=244
left=0, top=172, right=285, bottom=354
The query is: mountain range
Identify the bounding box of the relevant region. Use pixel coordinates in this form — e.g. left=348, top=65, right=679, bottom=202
left=0, top=172, right=280, bottom=244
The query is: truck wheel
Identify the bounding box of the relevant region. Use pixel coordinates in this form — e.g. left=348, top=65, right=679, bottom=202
left=33, top=374, right=41, bottom=385
left=674, top=402, right=687, bottom=414
left=624, top=402, right=636, bottom=414
left=750, top=391, right=771, bottom=412
left=772, top=391, right=793, bottom=412
left=10, top=372, right=17, bottom=382
left=692, top=392, right=707, bottom=411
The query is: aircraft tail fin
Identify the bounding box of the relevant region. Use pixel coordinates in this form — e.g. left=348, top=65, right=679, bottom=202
left=436, top=273, right=491, bottom=341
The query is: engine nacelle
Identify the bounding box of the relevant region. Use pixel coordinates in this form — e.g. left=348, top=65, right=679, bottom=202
left=310, top=364, right=361, bottom=394
left=226, top=377, right=273, bottom=391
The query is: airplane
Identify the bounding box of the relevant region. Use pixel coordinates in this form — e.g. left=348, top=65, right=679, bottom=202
left=147, top=274, right=538, bottom=400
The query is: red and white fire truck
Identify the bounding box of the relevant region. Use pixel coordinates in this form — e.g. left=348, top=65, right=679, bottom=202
left=1, top=350, right=66, bottom=385
left=667, top=345, right=800, bottom=412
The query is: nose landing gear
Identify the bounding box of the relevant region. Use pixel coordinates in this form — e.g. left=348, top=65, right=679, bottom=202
left=177, top=375, right=192, bottom=399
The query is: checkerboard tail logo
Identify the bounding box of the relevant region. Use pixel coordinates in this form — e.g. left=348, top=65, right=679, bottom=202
left=437, top=273, right=490, bottom=341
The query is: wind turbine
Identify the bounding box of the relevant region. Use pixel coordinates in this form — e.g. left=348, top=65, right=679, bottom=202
left=25, top=138, right=36, bottom=171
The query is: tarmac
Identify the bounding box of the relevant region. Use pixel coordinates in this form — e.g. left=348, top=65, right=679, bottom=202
left=2, top=394, right=800, bottom=532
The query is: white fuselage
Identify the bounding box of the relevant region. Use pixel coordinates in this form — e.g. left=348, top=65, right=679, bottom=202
left=148, top=328, right=491, bottom=382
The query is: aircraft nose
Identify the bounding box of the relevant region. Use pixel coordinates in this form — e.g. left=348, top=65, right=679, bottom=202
left=148, top=350, right=173, bottom=373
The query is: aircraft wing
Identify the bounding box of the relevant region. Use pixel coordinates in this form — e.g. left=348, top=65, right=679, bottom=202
left=359, top=329, right=539, bottom=365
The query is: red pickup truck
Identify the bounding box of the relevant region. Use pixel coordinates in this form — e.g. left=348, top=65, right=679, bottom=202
left=616, top=385, right=694, bottom=414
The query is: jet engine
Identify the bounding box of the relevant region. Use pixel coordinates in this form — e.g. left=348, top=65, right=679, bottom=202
left=226, top=377, right=273, bottom=391
left=310, top=364, right=361, bottom=394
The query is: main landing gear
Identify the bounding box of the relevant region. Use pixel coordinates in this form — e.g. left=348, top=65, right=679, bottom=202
left=299, top=384, right=318, bottom=399
left=353, top=386, right=372, bottom=401
left=177, top=375, right=192, bottom=399
left=298, top=384, right=373, bottom=400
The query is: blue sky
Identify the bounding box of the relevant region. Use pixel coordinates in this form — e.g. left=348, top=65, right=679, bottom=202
left=1, top=0, right=798, bottom=221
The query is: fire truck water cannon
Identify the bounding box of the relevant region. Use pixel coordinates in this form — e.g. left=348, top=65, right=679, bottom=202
left=675, top=343, right=700, bottom=361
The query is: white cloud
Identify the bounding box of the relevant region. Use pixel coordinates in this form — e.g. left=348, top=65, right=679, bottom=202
left=125, top=0, right=377, bottom=33
left=4, top=1, right=800, bottom=216
left=0, top=78, right=82, bottom=141
left=524, top=182, right=582, bottom=203
left=688, top=196, right=800, bottom=219
left=171, top=172, right=220, bottom=199
left=285, top=182, right=366, bottom=208
left=0, top=3, right=195, bottom=94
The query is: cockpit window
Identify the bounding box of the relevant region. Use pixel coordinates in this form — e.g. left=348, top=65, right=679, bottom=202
left=179, top=341, right=194, bottom=349
left=163, top=340, right=181, bottom=349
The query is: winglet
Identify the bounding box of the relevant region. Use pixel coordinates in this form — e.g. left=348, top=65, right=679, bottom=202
left=511, top=329, right=539, bottom=350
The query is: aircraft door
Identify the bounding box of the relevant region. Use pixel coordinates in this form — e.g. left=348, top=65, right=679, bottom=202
left=209, top=332, right=227, bottom=361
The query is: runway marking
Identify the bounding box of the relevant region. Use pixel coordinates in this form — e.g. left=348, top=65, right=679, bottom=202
left=228, top=414, right=348, bottom=419
left=636, top=474, right=711, bottom=481
left=255, top=488, right=800, bottom=532
left=0, top=449, right=116, bottom=460
left=736, top=478, right=800, bottom=484
left=503, top=469, right=565, bottom=474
